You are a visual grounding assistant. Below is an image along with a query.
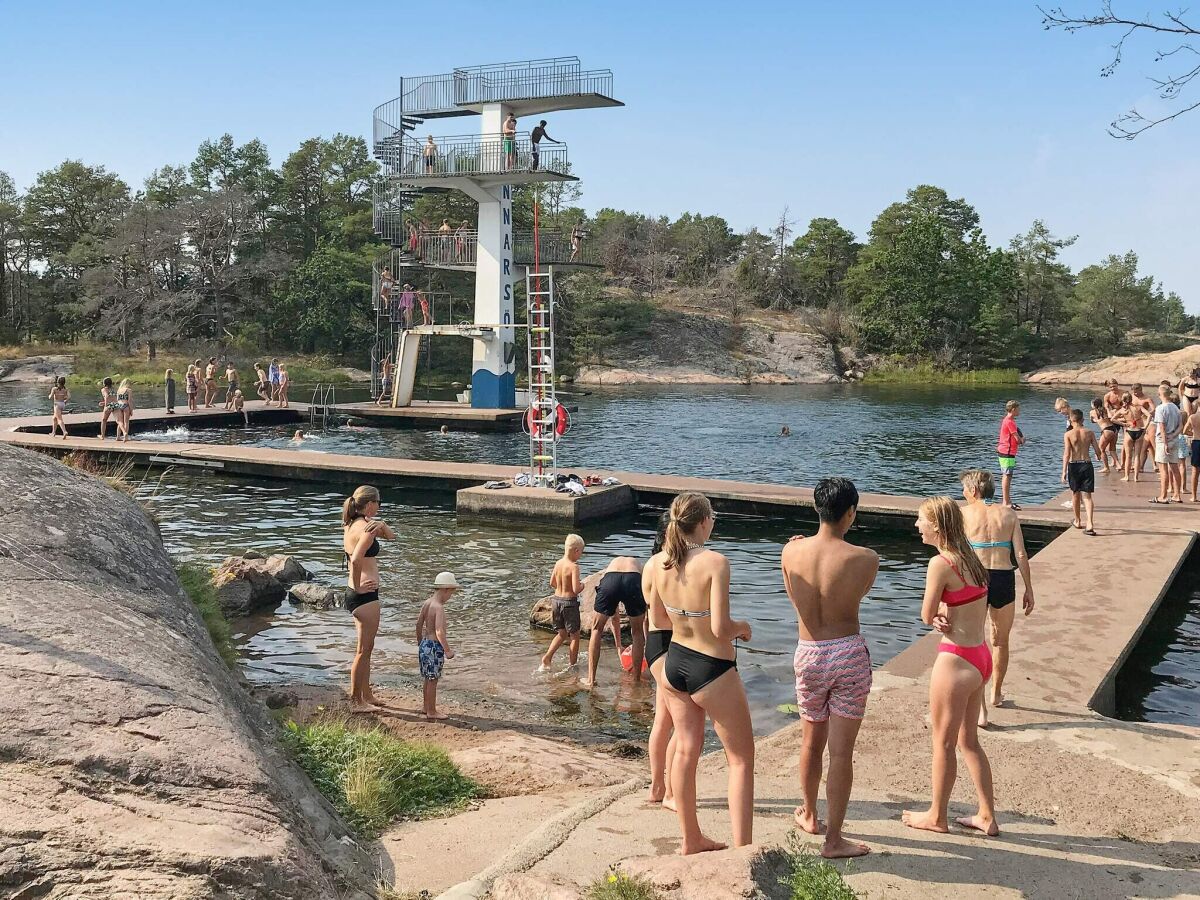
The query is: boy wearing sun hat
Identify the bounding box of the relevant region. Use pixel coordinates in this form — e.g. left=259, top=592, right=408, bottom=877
left=415, top=572, right=460, bottom=720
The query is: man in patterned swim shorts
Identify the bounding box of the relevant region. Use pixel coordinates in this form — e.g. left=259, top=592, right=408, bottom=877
left=781, top=477, right=879, bottom=860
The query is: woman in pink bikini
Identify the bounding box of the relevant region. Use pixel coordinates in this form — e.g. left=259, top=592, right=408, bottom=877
left=903, top=496, right=999, bottom=838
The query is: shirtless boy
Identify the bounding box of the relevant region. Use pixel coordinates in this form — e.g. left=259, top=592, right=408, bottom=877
left=1062, top=409, right=1100, bottom=535
left=204, top=357, right=218, bottom=408
left=415, top=572, right=459, bottom=720
left=539, top=534, right=584, bottom=673
left=781, top=477, right=880, bottom=860
left=1185, top=403, right=1200, bottom=502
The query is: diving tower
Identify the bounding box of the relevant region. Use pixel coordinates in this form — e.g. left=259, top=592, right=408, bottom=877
left=370, top=57, right=621, bottom=411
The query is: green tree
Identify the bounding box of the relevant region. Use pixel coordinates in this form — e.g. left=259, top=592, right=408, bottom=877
left=1008, top=220, right=1077, bottom=335
left=274, top=243, right=372, bottom=354
left=23, top=161, right=130, bottom=274
left=1068, top=252, right=1159, bottom=350
left=791, top=217, right=860, bottom=307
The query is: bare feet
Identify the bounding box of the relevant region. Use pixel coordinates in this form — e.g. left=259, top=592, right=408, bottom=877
left=902, top=809, right=949, bottom=833
left=536, top=661, right=551, bottom=674
left=647, top=786, right=665, bottom=804
left=425, top=711, right=449, bottom=721
left=956, top=815, right=1000, bottom=836
left=794, top=808, right=827, bottom=835
left=822, top=835, right=870, bottom=859
left=978, top=708, right=990, bottom=728
left=579, top=678, right=594, bottom=691
left=991, top=689, right=1006, bottom=708
left=679, top=834, right=727, bottom=855
left=349, top=701, right=379, bottom=713
left=662, top=796, right=677, bottom=812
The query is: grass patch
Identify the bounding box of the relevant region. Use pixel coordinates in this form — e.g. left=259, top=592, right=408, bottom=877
left=61, top=450, right=139, bottom=495
left=781, top=832, right=861, bottom=900
left=862, top=362, right=1020, bottom=385
left=585, top=872, right=663, bottom=900
left=175, top=562, right=236, bottom=667
left=282, top=718, right=478, bottom=836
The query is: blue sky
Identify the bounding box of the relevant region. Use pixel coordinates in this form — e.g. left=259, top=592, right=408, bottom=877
left=2, top=0, right=1197, bottom=309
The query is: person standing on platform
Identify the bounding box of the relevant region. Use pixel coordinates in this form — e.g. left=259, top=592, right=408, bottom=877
left=782, top=477, right=878, bottom=860
left=277, top=364, right=290, bottom=408
left=203, top=357, right=218, bottom=408
left=570, top=223, right=583, bottom=262
left=530, top=119, right=561, bottom=171
left=379, top=266, right=394, bottom=314
left=423, top=135, right=438, bottom=175
left=253, top=363, right=270, bottom=403
left=268, top=358, right=281, bottom=405
left=399, top=283, right=416, bottom=329
left=1063, top=409, right=1100, bottom=533
left=185, top=366, right=199, bottom=413
left=1151, top=385, right=1185, bottom=504
left=224, top=362, right=239, bottom=411
left=996, top=400, right=1025, bottom=509
left=1184, top=402, right=1200, bottom=502
left=49, top=376, right=70, bottom=437
left=502, top=113, right=518, bottom=169
left=164, top=369, right=176, bottom=415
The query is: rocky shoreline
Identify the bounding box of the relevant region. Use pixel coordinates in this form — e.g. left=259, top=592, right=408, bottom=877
left=0, top=354, right=73, bottom=383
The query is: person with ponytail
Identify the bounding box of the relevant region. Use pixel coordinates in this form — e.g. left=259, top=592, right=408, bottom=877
left=903, top=496, right=999, bottom=838
left=645, top=510, right=676, bottom=808
left=644, top=492, right=754, bottom=854
left=341, top=485, right=396, bottom=711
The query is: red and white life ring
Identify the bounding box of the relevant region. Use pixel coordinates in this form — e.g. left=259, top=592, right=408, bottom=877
left=525, top=401, right=571, bottom=438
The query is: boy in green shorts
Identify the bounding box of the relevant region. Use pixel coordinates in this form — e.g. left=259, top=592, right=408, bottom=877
left=997, top=400, right=1026, bottom=509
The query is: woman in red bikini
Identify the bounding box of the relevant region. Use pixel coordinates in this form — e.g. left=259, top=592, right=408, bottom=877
left=903, top=496, right=1000, bottom=838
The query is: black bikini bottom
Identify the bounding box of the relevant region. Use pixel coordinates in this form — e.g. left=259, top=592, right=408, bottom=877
left=665, top=642, right=736, bottom=695
left=645, top=629, right=672, bottom=667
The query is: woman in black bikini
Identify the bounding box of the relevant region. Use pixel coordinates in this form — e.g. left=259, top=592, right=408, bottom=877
left=1115, top=393, right=1147, bottom=483
left=645, top=512, right=675, bottom=807
left=342, top=485, right=396, bottom=711
left=1090, top=398, right=1120, bottom=473
left=644, top=492, right=753, bottom=854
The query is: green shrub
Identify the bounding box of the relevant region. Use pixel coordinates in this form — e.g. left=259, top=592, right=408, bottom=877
left=282, top=719, right=478, bottom=836
left=781, top=833, right=861, bottom=900
left=585, top=872, right=662, bottom=900
left=174, top=562, right=236, bottom=666
left=862, top=362, right=1019, bottom=384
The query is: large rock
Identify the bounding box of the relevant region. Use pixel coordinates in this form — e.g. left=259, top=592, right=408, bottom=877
left=262, top=554, right=309, bottom=586
left=1023, top=344, right=1200, bottom=386
left=213, top=554, right=297, bottom=615
left=0, top=443, right=374, bottom=898
left=618, top=844, right=791, bottom=900
left=289, top=581, right=345, bottom=610
left=529, top=572, right=634, bottom=638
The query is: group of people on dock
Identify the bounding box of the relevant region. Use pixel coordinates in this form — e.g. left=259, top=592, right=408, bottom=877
left=336, top=463, right=1039, bottom=859
left=378, top=268, right=430, bottom=329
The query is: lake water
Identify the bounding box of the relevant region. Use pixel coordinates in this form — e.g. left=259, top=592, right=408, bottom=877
left=3, top=379, right=1192, bottom=731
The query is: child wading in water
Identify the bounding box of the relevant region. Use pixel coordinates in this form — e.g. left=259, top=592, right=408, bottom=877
left=1063, top=409, right=1100, bottom=535
left=539, top=534, right=584, bottom=673
left=415, top=572, right=460, bottom=720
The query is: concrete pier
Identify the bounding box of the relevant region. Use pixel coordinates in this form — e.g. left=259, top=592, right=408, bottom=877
left=457, top=483, right=637, bottom=525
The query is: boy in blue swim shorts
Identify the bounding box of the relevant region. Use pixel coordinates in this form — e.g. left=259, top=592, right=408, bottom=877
left=416, top=572, right=460, bottom=720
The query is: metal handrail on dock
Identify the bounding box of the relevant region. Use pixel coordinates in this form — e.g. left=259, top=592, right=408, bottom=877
left=309, top=384, right=336, bottom=430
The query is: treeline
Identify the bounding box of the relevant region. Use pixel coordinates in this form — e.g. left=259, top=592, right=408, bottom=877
left=0, top=134, right=380, bottom=357
left=1, top=134, right=1191, bottom=372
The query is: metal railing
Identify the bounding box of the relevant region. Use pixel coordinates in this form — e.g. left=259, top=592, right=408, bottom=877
left=382, top=57, right=615, bottom=120
left=375, top=289, right=468, bottom=329
left=415, top=229, right=478, bottom=267
left=378, top=132, right=570, bottom=179
left=310, top=383, right=336, bottom=430
left=372, top=180, right=419, bottom=247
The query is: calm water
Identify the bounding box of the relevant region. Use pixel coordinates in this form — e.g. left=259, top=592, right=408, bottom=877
left=3, top=379, right=1192, bottom=729
left=19, top=380, right=1089, bottom=502
left=1115, top=549, right=1200, bottom=727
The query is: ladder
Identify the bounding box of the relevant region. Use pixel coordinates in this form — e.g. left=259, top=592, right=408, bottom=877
left=309, top=383, right=336, bottom=430
left=526, top=266, right=558, bottom=488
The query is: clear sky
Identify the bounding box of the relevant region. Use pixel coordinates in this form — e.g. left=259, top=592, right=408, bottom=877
left=2, top=0, right=1197, bottom=308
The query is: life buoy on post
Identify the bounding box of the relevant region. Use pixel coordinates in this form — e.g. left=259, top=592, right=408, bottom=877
left=524, top=401, right=570, bottom=438
left=555, top=402, right=570, bottom=436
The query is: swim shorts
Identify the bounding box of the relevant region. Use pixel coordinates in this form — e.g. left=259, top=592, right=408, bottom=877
left=551, top=597, right=581, bottom=634
left=1067, top=460, right=1095, bottom=494
left=1192, top=440, right=1200, bottom=467
left=793, top=633, right=872, bottom=722
left=1155, top=440, right=1182, bottom=465
left=997, top=455, right=1016, bottom=472
left=987, top=568, right=1016, bottom=609
left=593, top=571, right=648, bottom=618
left=503, top=137, right=514, bottom=154
left=419, top=637, right=445, bottom=681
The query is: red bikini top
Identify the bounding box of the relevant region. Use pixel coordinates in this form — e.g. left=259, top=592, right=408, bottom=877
left=939, top=554, right=988, bottom=607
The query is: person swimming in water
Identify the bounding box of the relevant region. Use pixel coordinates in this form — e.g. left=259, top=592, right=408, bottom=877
left=644, top=492, right=754, bottom=854
left=903, top=497, right=999, bottom=838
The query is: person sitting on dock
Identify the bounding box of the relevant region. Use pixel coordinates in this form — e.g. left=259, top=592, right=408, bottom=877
left=782, top=477, right=878, bottom=860
left=49, top=376, right=70, bottom=438
left=1063, top=409, right=1100, bottom=533
left=539, top=534, right=585, bottom=674
left=416, top=572, right=460, bottom=720
left=960, top=469, right=1034, bottom=728
left=503, top=113, right=518, bottom=169
left=232, top=389, right=248, bottom=426
left=581, top=556, right=648, bottom=691
left=996, top=400, right=1025, bottom=509
left=204, top=358, right=218, bottom=409
left=529, top=119, right=561, bottom=171
left=224, top=362, right=239, bottom=411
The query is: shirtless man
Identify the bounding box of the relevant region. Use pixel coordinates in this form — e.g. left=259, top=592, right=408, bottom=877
left=781, top=477, right=879, bottom=860
left=1062, top=409, right=1100, bottom=534
left=1131, top=383, right=1156, bottom=471
left=581, top=556, right=647, bottom=690
left=224, top=362, right=239, bottom=410
left=1103, top=380, right=1123, bottom=418
left=502, top=113, right=518, bottom=169
left=204, top=357, right=218, bottom=408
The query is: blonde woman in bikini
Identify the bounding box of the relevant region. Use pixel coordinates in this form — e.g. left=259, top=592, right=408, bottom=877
left=1089, top=399, right=1120, bottom=473
left=48, top=377, right=70, bottom=438
left=342, top=485, right=397, bottom=711
left=1115, top=393, right=1148, bottom=483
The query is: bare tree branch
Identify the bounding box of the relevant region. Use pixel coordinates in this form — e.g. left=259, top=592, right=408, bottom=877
left=1041, top=2, right=1200, bottom=136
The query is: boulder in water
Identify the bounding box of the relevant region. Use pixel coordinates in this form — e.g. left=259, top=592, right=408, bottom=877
left=212, top=555, right=288, bottom=616
left=289, top=582, right=344, bottom=610
left=262, top=554, right=309, bottom=586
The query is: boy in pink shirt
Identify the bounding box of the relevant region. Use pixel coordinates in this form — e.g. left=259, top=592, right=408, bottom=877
left=996, top=400, right=1025, bottom=509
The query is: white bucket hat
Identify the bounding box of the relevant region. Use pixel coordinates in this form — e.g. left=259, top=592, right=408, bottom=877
left=433, top=572, right=460, bottom=589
